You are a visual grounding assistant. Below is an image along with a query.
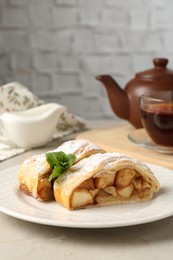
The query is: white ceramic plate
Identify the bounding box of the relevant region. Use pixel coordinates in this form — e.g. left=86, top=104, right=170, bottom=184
left=0, top=164, right=173, bottom=228
left=128, top=128, right=173, bottom=154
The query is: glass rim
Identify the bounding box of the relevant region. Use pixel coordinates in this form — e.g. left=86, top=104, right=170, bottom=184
left=140, top=93, right=173, bottom=103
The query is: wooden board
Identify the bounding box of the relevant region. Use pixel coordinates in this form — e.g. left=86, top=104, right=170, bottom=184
left=76, top=124, right=173, bottom=170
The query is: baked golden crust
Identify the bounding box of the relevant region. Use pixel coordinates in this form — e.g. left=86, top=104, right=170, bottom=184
left=18, top=139, right=105, bottom=201
left=53, top=153, right=160, bottom=210
left=18, top=154, right=53, bottom=201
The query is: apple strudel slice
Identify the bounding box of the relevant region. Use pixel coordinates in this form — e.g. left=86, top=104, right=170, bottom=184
left=54, top=152, right=160, bottom=210
left=18, top=139, right=105, bottom=201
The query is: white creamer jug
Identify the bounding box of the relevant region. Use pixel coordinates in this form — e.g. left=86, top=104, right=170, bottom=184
left=0, top=103, right=65, bottom=149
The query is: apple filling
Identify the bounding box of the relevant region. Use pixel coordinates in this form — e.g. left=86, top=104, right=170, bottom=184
left=37, top=178, right=54, bottom=201
left=70, top=169, right=151, bottom=209
left=37, top=170, right=54, bottom=201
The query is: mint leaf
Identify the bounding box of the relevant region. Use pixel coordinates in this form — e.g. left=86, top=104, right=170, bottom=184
left=67, top=154, right=77, bottom=166
left=46, top=151, right=76, bottom=181
left=46, top=152, right=58, bottom=169
left=48, top=166, right=62, bottom=181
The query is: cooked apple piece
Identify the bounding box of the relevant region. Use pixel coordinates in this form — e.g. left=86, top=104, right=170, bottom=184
left=94, top=173, right=115, bottom=189
left=104, top=186, right=117, bottom=197
left=117, top=183, right=134, bottom=198
left=133, top=177, right=142, bottom=190
left=37, top=179, right=54, bottom=201
left=89, top=189, right=99, bottom=198
left=115, top=169, right=136, bottom=188
left=140, top=188, right=151, bottom=198
left=78, top=177, right=95, bottom=190
left=142, top=181, right=150, bottom=189
left=143, top=188, right=150, bottom=194
left=71, top=188, right=94, bottom=208
left=95, top=189, right=115, bottom=204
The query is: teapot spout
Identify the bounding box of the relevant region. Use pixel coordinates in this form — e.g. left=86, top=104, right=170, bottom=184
left=96, top=75, right=129, bottom=120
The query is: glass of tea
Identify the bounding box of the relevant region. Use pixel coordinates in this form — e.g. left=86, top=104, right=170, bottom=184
left=140, top=92, right=173, bottom=147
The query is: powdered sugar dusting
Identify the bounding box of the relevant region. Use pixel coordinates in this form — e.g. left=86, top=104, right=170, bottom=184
left=52, top=139, right=104, bottom=161
left=70, top=152, right=150, bottom=177
left=23, top=153, right=47, bottom=175
left=22, top=140, right=149, bottom=177
left=23, top=139, right=104, bottom=175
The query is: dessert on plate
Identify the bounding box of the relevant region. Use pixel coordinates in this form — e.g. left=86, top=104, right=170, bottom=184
left=18, top=139, right=105, bottom=201
left=18, top=139, right=160, bottom=210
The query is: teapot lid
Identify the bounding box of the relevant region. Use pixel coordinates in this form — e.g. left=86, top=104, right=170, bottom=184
left=136, top=58, right=173, bottom=80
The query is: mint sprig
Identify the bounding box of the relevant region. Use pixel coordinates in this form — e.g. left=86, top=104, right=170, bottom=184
left=46, top=151, right=76, bottom=181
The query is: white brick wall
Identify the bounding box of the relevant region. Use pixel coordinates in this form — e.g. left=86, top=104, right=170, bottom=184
left=1, top=0, right=173, bottom=120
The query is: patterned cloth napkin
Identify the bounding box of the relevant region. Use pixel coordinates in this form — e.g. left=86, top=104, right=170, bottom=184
left=0, top=82, right=87, bottom=161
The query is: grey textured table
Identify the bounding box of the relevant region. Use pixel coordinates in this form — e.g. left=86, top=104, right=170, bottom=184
left=0, top=120, right=172, bottom=260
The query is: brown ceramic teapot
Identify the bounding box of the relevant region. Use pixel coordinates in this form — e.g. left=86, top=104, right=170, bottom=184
left=96, top=58, right=173, bottom=128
